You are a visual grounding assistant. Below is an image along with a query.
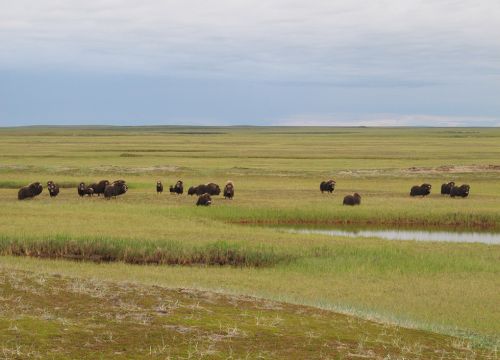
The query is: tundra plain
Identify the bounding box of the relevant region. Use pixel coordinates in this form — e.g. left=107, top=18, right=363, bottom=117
left=0, top=126, right=499, bottom=358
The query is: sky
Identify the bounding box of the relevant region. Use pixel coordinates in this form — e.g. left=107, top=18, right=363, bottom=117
left=1, top=0, right=499, bottom=126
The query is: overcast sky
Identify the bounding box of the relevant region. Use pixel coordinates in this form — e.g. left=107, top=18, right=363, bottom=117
left=1, top=0, right=499, bottom=126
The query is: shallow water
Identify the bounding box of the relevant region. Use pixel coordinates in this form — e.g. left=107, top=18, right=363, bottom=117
left=288, top=228, right=500, bottom=245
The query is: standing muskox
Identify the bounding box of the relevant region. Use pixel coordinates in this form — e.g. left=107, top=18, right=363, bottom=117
left=169, top=180, right=183, bottom=195
left=156, top=181, right=163, bottom=194
left=47, top=181, right=60, bottom=197
left=320, top=179, right=336, bottom=193
left=78, top=183, right=94, bottom=197
left=89, top=180, right=109, bottom=197
left=440, top=181, right=455, bottom=195
left=343, top=193, right=361, bottom=206
left=104, top=180, right=128, bottom=199
left=450, top=184, right=470, bottom=198
left=410, top=183, right=432, bottom=197
left=196, top=193, right=212, bottom=206
left=223, top=181, right=234, bottom=199
left=18, top=182, right=43, bottom=200
left=189, top=183, right=221, bottom=196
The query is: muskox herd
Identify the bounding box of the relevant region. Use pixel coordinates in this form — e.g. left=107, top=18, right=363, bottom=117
left=409, top=182, right=470, bottom=198
left=155, top=180, right=234, bottom=206
left=77, top=180, right=128, bottom=199
left=320, top=179, right=361, bottom=206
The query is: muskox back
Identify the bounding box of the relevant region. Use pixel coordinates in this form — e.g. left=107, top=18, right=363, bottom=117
left=196, top=193, right=212, bottom=206
left=104, top=181, right=128, bottom=199
left=90, top=180, right=109, bottom=196
left=343, top=193, right=361, bottom=206
left=193, top=183, right=220, bottom=196
left=410, top=183, right=432, bottom=197
left=18, top=182, right=43, bottom=200
left=223, top=181, right=234, bottom=199
left=187, top=186, right=197, bottom=195
left=441, top=181, right=455, bottom=195
left=450, top=184, right=470, bottom=198
left=320, top=179, right=336, bottom=193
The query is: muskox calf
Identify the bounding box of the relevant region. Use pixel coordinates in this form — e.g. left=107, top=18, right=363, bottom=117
left=190, top=183, right=221, bottom=196
left=156, top=181, right=163, bottom=194
left=104, top=181, right=128, bottom=199
left=320, top=179, right=336, bottom=193
left=440, top=181, right=455, bottom=195
left=47, top=181, right=60, bottom=197
left=89, top=180, right=109, bottom=197
left=78, top=183, right=94, bottom=197
left=169, top=180, right=183, bottom=195
left=223, top=181, right=234, bottom=199
left=18, top=182, right=43, bottom=200
left=410, top=183, right=432, bottom=197
left=196, top=193, right=212, bottom=206
left=450, top=184, right=470, bottom=198
left=343, top=193, right=361, bottom=206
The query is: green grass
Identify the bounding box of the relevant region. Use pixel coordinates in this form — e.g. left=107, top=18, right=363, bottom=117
left=1, top=126, right=500, bottom=353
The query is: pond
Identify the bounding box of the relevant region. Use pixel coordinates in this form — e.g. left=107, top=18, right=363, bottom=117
left=287, top=228, right=500, bottom=245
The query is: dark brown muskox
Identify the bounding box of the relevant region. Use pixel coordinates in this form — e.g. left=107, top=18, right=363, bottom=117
left=191, top=183, right=221, bottom=196
left=410, top=183, right=432, bottom=197
left=343, top=193, right=361, bottom=206
left=196, top=193, right=212, bottom=206
left=47, top=181, right=60, bottom=197
left=156, top=181, right=163, bottom=194
left=440, top=181, right=455, bottom=195
left=89, top=180, right=109, bottom=196
left=169, top=180, right=183, bottom=195
left=223, top=181, right=234, bottom=199
left=104, top=181, right=128, bottom=199
left=18, top=182, right=43, bottom=200
left=450, top=184, right=470, bottom=198
left=187, top=186, right=196, bottom=195
left=320, top=179, right=336, bottom=193
left=78, top=183, right=94, bottom=197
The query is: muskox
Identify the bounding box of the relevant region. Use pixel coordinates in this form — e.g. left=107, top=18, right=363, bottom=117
left=78, top=183, right=94, bottom=197
left=169, top=180, right=183, bottom=195
left=104, top=181, right=128, bottom=199
left=440, top=181, right=455, bottom=195
left=450, top=184, right=470, bottom=198
left=156, top=181, right=163, bottom=194
left=18, top=182, right=43, bottom=200
left=196, top=193, right=212, bottom=206
left=89, top=180, right=109, bottom=196
left=190, top=183, right=221, bottom=196
left=343, top=193, right=361, bottom=206
left=320, top=179, right=336, bottom=193
left=47, top=181, right=60, bottom=197
left=410, top=183, right=432, bottom=197
left=223, top=181, right=234, bottom=199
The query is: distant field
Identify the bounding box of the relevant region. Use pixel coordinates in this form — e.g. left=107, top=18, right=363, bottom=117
left=0, top=126, right=499, bottom=355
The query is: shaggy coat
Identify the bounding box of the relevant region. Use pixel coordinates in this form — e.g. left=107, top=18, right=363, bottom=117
left=196, top=193, right=212, bottom=206
left=89, top=180, right=109, bottom=196
left=156, top=181, right=163, bottom=194
left=47, top=181, right=60, bottom=197
left=78, top=183, right=94, bottom=197
left=187, top=186, right=196, bottom=195
left=169, top=180, right=183, bottom=195
left=18, top=182, right=43, bottom=200
left=450, top=184, right=470, bottom=198
left=410, top=183, right=432, bottom=197
left=104, top=182, right=128, bottom=199
left=320, top=179, right=336, bottom=193
left=223, top=181, right=234, bottom=199
left=343, top=193, right=361, bottom=206
left=193, top=183, right=221, bottom=196
left=440, top=181, right=455, bottom=195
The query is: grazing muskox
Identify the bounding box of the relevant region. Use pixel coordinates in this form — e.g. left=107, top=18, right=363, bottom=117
left=196, top=193, right=212, bottom=206
left=410, top=183, right=432, bottom=197
left=440, top=181, right=455, bottom=195
left=104, top=181, right=128, bottom=199
left=47, top=181, right=60, bottom=197
left=169, top=180, right=183, bottom=195
left=450, top=184, right=470, bottom=198
left=89, top=180, right=109, bottom=196
left=223, top=181, right=234, bottom=199
left=78, top=183, right=94, bottom=197
left=190, top=183, right=221, bottom=196
left=18, top=182, right=43, bottom=200
left=343, top=193, right=361, bottom=206
left=320, top=179, right=336, bottom=193
left=156, top=181, right=163, bottom=194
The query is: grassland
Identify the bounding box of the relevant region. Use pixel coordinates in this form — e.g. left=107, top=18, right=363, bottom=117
left=0, top=126, right=499, bottom=357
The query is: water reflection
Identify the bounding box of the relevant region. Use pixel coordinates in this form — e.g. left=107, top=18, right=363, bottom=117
left=288, top=228, right=500, bottom=245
